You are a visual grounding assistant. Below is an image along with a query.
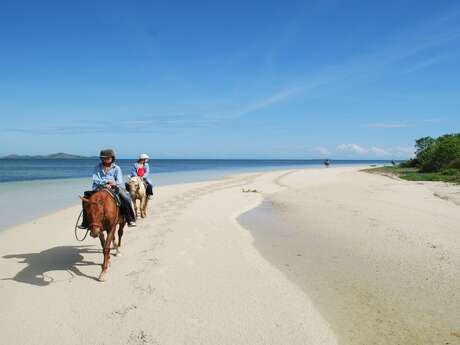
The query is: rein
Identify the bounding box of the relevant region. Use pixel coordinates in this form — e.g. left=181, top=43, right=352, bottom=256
left=75, top=188, right=117, bottom=241
left=74, top=210, right=89, bottom=241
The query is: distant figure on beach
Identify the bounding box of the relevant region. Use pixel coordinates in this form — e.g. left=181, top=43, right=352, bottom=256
left=78, top=149, right=136, bottom=229
left=129, top=153, right=153, bottom=198
left=242, top=188, right=258, bottom=193
left=391, top=160, right=396, bottom=166
left=324, top=159, right=331, bottom=167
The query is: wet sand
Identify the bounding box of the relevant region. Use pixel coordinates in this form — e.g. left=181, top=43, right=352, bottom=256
left=240, top=168, right=460, bottom=345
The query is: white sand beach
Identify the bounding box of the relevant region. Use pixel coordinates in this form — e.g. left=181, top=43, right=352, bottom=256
left=1, top=167, right=459, bottom=345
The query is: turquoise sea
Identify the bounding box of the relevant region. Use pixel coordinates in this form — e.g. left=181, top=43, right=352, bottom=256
left=0, top=159, right=392, bottom=230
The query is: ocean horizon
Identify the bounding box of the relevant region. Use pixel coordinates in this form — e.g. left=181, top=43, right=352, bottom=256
left=0, top=158, right=395, bottom=183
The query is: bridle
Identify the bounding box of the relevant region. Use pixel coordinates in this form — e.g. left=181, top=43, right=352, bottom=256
left=75, top=187, right=119, bottom=241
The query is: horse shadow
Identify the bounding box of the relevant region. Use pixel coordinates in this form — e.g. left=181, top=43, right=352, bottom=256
left=1, top=246, right=102, bottom=286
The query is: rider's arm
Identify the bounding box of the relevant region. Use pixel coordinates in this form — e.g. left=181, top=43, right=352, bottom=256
left=92, top=165, right=107, bottom=188
left=130, top=164, right=137, bottom=177
left=114, top=165, right=124, bottom=187
left=144, top=163, right=150, bottom=178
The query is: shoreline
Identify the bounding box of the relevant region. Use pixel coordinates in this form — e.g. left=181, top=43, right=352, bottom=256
left=0, top=167, right=341, bottom=345
left=0, top=168, right=253, bottom=232
left=0, top=164, right=374, bottom=232
left=2, top=166, right=455, bottom=344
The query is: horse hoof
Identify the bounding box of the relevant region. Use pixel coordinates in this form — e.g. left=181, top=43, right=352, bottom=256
left=98, top=272, right=107, bottom=282
left=115, top=249, right=122, bottom=257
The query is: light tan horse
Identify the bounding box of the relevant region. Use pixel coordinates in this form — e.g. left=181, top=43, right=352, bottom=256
left=127, top=176, right=148, bottom=218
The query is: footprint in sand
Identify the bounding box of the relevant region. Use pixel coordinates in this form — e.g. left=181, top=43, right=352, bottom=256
left=111, top=304, right=138, bottom=318
left=127, top=330, right=157, bottom=345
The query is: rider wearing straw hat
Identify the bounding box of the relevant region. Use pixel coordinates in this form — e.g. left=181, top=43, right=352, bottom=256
left=130, top=153, right=153, bottom=198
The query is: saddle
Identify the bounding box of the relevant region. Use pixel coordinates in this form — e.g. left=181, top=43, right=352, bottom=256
left=84, top=187, right=121, bottom=208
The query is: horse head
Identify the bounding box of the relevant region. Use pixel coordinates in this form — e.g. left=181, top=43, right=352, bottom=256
left=128, top=176, right=141, bottom=192
left=80, top=195, right=105, bottom=238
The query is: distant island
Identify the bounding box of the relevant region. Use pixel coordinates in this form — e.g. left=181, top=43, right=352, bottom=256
left=1, top=152, right=97, bottom=160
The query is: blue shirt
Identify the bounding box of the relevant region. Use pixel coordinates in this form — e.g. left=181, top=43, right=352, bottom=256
left=130, top=162, right=150, bottom=178
left=92, top=163, right=123, bottom=190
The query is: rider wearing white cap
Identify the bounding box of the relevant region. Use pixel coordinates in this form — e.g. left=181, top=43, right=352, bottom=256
left=130, top=153, right=153, bottom=197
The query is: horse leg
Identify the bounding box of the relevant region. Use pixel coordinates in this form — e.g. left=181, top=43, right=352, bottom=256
left=141, top=196, right=147, bottom=218
left=111, top=222, right=119, bottom=250
left=99, top=232, right=106, bottom=249
left=111, top=236, right=118, bottom=255
left=115, top=222, right=125, bottom=256
left=133, top=197, right=138, bottom=218
left=139, top=196, right=144, bottom=218
left=99, top=227, right=115, bottom=282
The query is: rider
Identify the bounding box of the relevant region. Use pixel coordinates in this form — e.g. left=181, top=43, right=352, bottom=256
left=130, top=153, right=153, bottom=198
left=78, top=149, right=137, bottom=229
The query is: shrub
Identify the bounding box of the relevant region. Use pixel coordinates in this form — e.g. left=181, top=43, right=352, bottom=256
left=417, top=134, right=460, bottom=172
left=399, top=158, right=419, bottom=168
left=440, top=168, right=460, bottom=176
left=447, top=158, right=460, bottom=171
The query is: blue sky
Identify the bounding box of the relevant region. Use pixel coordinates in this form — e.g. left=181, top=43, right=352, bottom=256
left=1, top=0, right=459, bottom=159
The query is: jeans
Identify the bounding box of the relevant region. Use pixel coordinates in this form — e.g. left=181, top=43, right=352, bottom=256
left=117, top=187, right=136, bottom=222
left=144, top=178, right=153, bottom=196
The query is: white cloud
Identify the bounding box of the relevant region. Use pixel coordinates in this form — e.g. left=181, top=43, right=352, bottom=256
left=365, top=122, right=409, bottom=128
left=369, top=146, right=389, bottom=156
left=404, top=55, right=451, bottom=74
left=336, top=143, right=368, bottom=154
left=3, top=115, right=216, bottom=135
left=391, top=146, right=415, bottom=156
left=309, top=146, right=330, bottom=156
left=336, top=144, right=414, bottom=158
left=236, top=87, right=302, bottom=116
left=422, top=118, right=441, bottom=123
left=270, top=144, right=331, bottom=157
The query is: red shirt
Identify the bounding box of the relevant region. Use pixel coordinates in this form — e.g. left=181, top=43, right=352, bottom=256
left=137, top=166, right=145, bottom=177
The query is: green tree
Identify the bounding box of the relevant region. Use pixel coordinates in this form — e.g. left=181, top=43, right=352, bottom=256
left=417, top=134, right=460, bottom=172
left=415, top=136, right=435, bottom=155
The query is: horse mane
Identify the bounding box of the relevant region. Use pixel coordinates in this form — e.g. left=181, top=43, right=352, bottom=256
left=80, top=188, right=117, bottom=205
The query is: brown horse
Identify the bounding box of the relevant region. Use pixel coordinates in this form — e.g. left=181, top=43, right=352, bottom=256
left=80, top=188, right=126, bottom=281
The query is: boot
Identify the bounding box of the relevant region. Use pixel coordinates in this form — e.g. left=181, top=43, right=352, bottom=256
left=78, top=210, right=88, bottom=229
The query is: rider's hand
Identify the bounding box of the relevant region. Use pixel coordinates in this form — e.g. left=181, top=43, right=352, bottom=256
left=107, top=181, right=116, bottom=187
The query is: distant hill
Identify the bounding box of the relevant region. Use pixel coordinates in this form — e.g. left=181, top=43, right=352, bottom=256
left=1, top=152, right=97, bottom=159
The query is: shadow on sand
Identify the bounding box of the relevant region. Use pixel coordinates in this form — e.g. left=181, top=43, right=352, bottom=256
left=2, top=246, right=101, bottom=286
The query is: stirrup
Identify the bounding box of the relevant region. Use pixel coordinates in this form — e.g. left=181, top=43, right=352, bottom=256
left=77, top=224, right=87, bottom=230
left=127, top=221, right=137, bottom=227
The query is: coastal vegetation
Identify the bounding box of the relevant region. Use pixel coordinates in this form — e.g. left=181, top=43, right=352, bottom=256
left=366, top=133, right=460, bottom=184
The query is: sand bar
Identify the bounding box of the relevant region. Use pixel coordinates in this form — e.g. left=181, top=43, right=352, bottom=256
left=241, top=168, right=460, bottom=345
left=0, top=169, right=337, bottom=345
left=1, top=167, right=459, bottom=344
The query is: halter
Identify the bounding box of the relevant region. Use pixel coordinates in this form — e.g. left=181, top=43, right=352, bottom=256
left=75, top=187, right=121, bottom=243
left=86, top=188, right=119, bottom=232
